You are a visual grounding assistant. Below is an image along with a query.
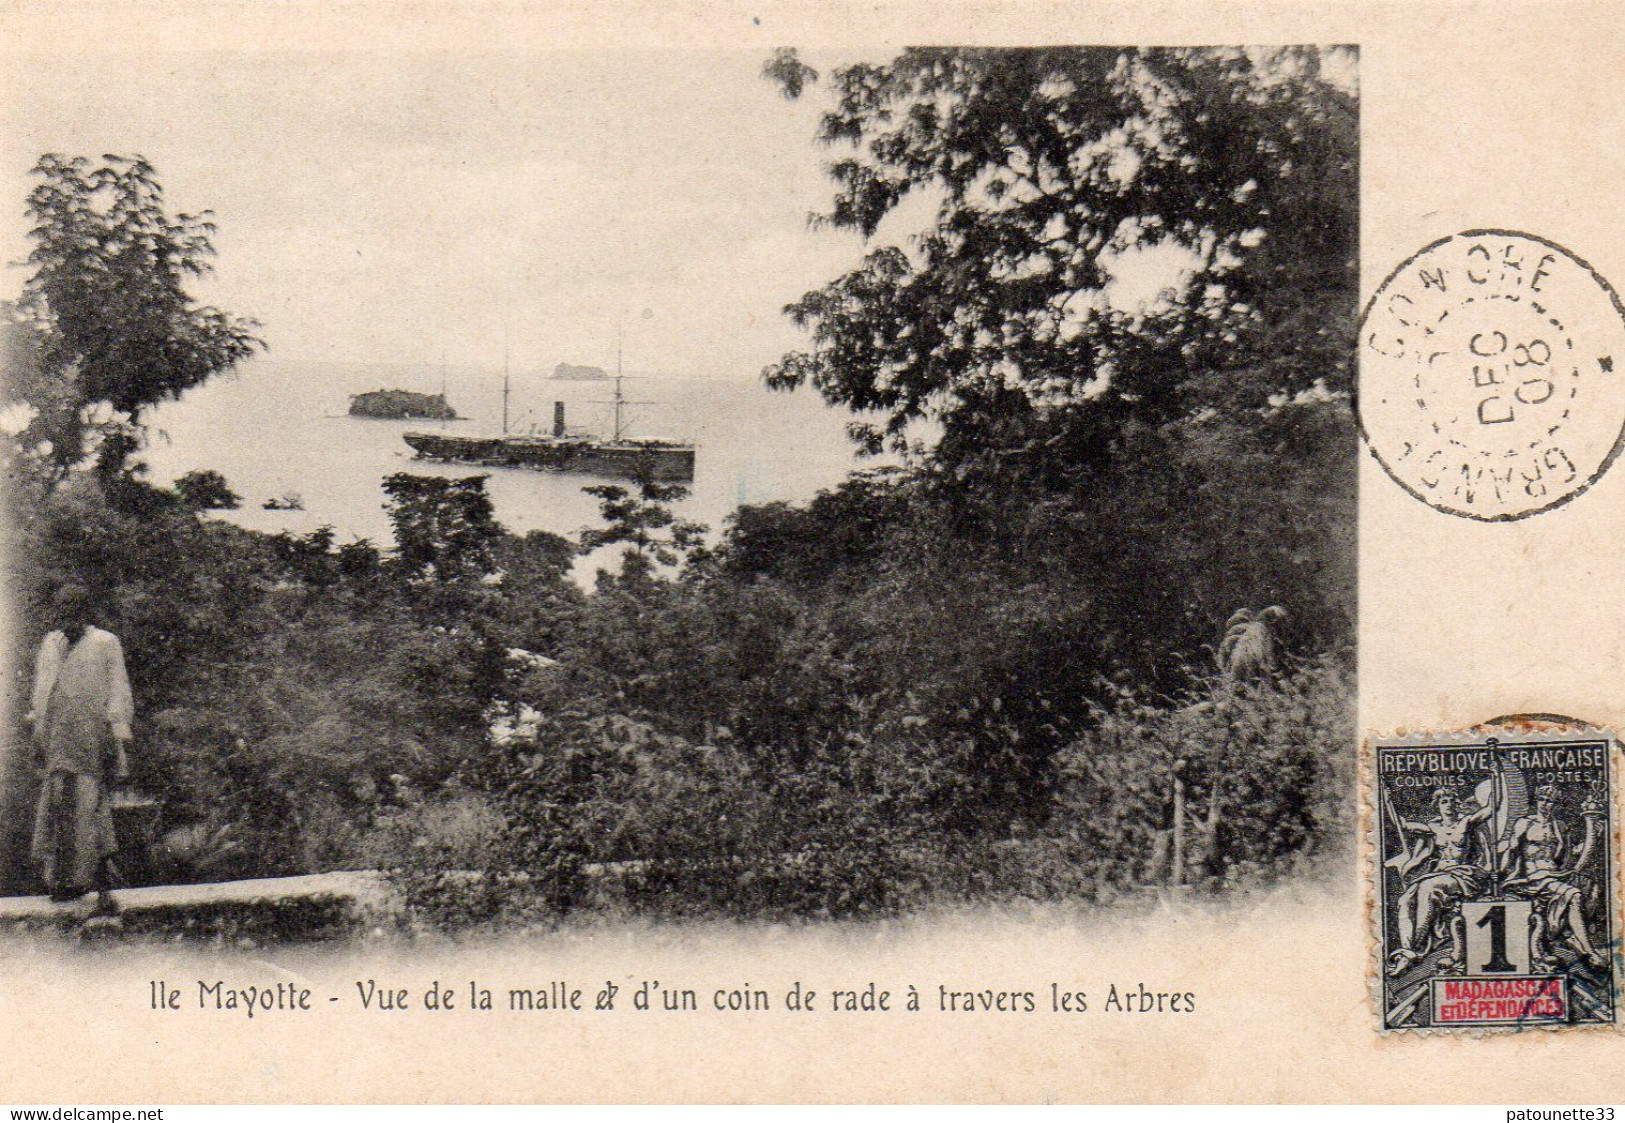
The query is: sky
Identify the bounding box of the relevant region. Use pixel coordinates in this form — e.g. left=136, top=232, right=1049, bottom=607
left=0, top=49, right=877, bottom=379
left=1, top=46, right=1344, bottom=384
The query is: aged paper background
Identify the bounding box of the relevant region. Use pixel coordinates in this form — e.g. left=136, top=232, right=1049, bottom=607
left=3, top=0, right=1625, bottom=1103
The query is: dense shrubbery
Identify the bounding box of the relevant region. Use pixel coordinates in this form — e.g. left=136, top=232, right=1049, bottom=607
left=1, top=457, right=534, bottom=888
left=411, top=443, right=1354, bottom=925
left=1054, top=656, right=1354, bottom=896
left=3, top=400, right=1353, bottom=919
left=402, top=611, right=1350, bottom=927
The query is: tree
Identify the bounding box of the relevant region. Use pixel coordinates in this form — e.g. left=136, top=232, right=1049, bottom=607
left=580, top=474, right=707, bottom=580
left=383, top=473, right=501, bottom=584
left=743, top=48, right=1358, bottom=825
left=173, top=468, right=242, bottom=511
left=763, top=48, right=1357, bottom=479
left=13, top=154, right=263, bottom=476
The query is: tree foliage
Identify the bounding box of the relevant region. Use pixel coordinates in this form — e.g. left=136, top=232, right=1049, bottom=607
left=580, top=474, right=707, bottom=579
left=763, top=47, right=1357, bottom=475
left=383, top=473, right=501, bottom=584
left=13, top=154, right=263, bottom=473
left=173, top=468, right=242, bottom=511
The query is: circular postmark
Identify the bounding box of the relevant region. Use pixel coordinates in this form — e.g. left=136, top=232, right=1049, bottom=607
left=1359, top=229, right=1625, bottom=520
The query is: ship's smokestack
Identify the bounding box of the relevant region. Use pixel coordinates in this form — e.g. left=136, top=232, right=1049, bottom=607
left=553, top=401, right=566, bottom=438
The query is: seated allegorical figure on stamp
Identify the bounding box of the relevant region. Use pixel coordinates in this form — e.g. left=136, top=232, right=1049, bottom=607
left=1385, top=782, right=1497, bottom=975
left=26, top=583, right=135, bottom=905
left=1498, top=782, right=1608, bottom=970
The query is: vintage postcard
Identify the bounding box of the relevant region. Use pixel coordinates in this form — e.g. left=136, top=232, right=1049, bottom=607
left=0, top=0, right=1622, bottom=1106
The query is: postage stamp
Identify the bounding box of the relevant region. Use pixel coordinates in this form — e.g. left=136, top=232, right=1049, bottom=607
left=1372, top=726, right=1619, bottom=1031
left=1359, top=229, right=1625, bottom=520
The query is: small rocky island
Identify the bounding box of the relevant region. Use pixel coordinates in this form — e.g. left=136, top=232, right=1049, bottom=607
left=551, top=363, right=610, bottom=380
left=348, top=388, right=458, bottom=420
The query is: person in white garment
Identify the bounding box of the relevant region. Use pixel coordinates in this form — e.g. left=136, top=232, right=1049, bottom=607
left=27, top=584, right=134, bottom=902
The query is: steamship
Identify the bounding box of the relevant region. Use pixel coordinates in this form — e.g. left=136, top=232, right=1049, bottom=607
left=403, top=368, right=695, bottom=482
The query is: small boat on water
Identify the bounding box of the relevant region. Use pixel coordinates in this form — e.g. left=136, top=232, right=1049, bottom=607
left=404, top=355, right=695, bottom=482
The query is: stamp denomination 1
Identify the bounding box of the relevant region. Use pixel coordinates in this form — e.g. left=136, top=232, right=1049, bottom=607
left=1360, top=230, right=1625, bottom=520
left=1373, top=730, right=1618, bottom=1031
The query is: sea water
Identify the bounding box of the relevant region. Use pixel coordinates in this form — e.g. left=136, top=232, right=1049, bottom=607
left=142, top=358, right=884, bottom=582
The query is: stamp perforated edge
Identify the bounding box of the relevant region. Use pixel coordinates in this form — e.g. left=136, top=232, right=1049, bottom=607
left=1361, top=717, right=1625, bottom=1035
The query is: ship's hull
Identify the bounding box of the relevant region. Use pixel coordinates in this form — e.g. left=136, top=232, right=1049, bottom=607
left=404, top=432, right=695, bottom=481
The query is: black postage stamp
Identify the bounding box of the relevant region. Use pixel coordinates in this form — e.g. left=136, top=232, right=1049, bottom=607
left=1374, top=728, right=1619, bottom=1031
left=1359, top=230, right=1625, bottom=521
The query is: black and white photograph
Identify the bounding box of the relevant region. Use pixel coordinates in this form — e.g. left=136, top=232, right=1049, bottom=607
left=0, top=41, right=1357, bottom=937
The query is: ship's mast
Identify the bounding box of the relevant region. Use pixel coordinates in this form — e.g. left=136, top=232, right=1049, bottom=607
left=502, top=325, right=511, bottom=436
left=595, top=320, right=656, bottom=442
left=613, top=321, right=626, bottom=441
left=440, top=349, right=450, bottom=429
